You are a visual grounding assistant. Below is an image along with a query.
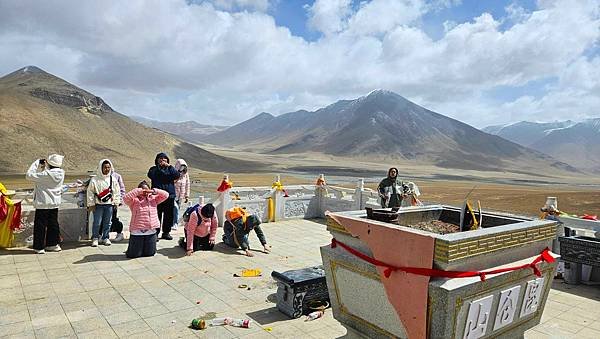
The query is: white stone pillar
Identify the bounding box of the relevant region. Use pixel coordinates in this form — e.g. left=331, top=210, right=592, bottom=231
left=315, top=174, right=327, bottom=217
left=273, top=174, right=285, bottom=221
left=86, top=174, right=95, bottom=239
left=215, top=175, right=231, bottom=227
left=355, top=178, right=365, bottom=210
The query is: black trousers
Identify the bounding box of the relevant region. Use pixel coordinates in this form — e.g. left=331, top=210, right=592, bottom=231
left=110, top=206, right=123, bottom=233
left=126, top=233, right=157, bottom=258
left=179, top=232, right=214, bottom=252
left=33, top=208, right=60, bottom=250
left=156, top=197, right=175, bottom=236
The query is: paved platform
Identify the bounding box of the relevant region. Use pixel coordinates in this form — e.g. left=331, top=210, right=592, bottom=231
left=1, top=218, right=599, bottom=338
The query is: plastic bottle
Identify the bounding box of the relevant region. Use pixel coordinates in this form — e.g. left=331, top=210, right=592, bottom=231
left=210, top=317, right=251, bottom=328
left=210, top=317, right=230, bottom=326
left=306, top=311, right=324, bottom=321
left=228, top=318, right=251, bottom=328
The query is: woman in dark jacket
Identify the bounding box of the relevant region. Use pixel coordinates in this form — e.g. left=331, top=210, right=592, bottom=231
left=377, top=167, right=405, bottom=208
left=147, top=152, right=180, bottom=240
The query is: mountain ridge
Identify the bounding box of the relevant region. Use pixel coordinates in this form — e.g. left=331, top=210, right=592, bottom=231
left=205, top=90, right=576, bottom=174
left=484, top=119, right=600, bottom=171
left=0, top=66, right=261, bottom=174
left=130, top=115, right=228, bottom=144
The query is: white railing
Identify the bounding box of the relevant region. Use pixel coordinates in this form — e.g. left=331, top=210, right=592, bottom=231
left=196, top=175, right=387, bottom=226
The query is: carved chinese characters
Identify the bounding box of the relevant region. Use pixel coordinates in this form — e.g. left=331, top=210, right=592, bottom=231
left=520, top=277, right=545, bottom=317
left=462, top=277, right=546, bottom=338
left=493, top=286, right=521, bottom=330
left=463, top=295, right=493, bottom=339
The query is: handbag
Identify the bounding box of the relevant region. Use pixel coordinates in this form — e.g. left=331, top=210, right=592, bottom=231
left=96, top=175, right=113, bottom=203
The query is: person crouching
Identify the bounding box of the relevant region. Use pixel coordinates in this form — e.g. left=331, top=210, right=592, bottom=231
left=222, top=210, right=270, bottom=257
left=179, top=203, right=217, bottom=256
left=123, top=181, right=168, bottom=258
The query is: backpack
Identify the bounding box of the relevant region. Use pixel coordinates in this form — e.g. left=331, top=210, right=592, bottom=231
left=183, top=204, right=201, bottom=226
left=226, top=206, right=248, bottom=223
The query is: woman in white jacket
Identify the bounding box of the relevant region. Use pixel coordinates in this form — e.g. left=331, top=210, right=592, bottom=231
left=26, top=154, right=65, bottom=254
left=87, top=159, right=121, bottom=247
left=172, top=158, right=190, bottom=231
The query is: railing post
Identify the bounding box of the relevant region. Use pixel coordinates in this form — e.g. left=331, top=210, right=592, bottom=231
left=272, top=174, right=285, bottom=221
left=216, top=174, right=231, bottom=227
left=86, top=174, right=95, bottom=239
left=315, top=174, right=327, bottom=217
left=355, top=178, right=364, bottom=210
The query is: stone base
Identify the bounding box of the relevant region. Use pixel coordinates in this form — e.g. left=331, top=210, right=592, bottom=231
left=321, top=245, right=408, bottom=339
left=322, top=243, right=558, bottom=339
left=14, top=205, right=88, bottom=247
left=429, top=255, right=557, bottom=339
left=338, top=326, right=370, bottom=339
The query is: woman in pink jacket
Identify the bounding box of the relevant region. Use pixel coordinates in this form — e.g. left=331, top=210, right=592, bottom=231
left=178, top=203, right=217, bottom=256
left=123, top=181, right=168, bottom=258
left=172, top=159, right=190, bottom=231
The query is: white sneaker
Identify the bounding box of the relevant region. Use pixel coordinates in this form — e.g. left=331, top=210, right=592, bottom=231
left=46, top=245, right=61, bottom=252
left=103, top=239, right=112, bottom=246
left=91, top=238, right=99, bottom=247
left=114, top=233, right=124, bottom=242
left=171, top=225, right=178, bottom=231
left=36, top=249, right=45, bottom=254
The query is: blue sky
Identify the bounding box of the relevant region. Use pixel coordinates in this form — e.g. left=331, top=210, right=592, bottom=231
left=0, top=0, right=599, bottom=127
left=269, top=0, right=568, bottom=109
left=272, top=0, right=540, bottom=40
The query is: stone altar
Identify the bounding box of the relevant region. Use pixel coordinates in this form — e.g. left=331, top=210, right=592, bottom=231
left=321, top=205, right=559, bottom=339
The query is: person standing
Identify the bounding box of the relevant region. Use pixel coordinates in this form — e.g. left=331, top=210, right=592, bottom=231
left=87, top=159, right=121, bottom=247
left=123, top=181, right=168, bottom=258
left=377, top=167, right=405, bottom=208
left=147, top=152, right=180, bottom=240
left=172, top=158, right=190, bottom=231
left=111, top=165, right=126, bottom=242
left=25, top=154, right=65, bottom=254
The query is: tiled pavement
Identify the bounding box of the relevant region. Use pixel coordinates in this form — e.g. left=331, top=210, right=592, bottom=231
left=1, top=218, right=600, bottom=339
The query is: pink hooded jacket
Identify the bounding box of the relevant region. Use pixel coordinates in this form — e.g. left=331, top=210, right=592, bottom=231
left=174, top=159, right=190, bottom=201
left=185, top=205, right=218, bottom=251
left=123, top=188, right=168, bottom=233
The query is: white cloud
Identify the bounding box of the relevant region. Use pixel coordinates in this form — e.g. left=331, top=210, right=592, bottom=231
left=504, top=2, right=531, bottom=24
left=345, top=0, right=426, bottom=36
left=209, top=0, right=273, bottom=12
left=0, top=0, right=598, bottom=127
left=306, top=0, right=352, bottom=36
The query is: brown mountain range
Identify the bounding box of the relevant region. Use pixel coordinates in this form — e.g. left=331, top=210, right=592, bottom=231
left=0, top=66, right=260, bottom=174
left=484, top=120, right=600, bottom=172
left=204, top=90, right=578, bottom=174
left=130, top=116, right=228, bottom=144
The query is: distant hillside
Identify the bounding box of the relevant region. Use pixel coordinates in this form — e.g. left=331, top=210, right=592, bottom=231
left=482, top=121, right=575, bottom=147
left=484, top=119, right=600, bottom=171
left=0, top=66, right=261, bottom=174
left=207, top=90, right=577, bottom=173
left=130, top=116, right=228, bottom=144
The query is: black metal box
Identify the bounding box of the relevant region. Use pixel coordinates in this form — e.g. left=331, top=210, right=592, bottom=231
left=271, top=266, right=329, bottom=318
left=559, top=235, right=600, bottom=267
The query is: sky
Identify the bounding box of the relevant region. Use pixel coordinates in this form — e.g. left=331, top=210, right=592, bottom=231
left=0, top=0, right=599, bottom=128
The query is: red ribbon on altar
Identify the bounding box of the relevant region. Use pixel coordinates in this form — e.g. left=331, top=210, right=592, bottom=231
left=331, top=238, right=555, bottom=281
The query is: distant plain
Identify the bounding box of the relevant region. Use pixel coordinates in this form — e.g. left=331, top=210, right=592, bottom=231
left=4, top=144, right=599, bottom=217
